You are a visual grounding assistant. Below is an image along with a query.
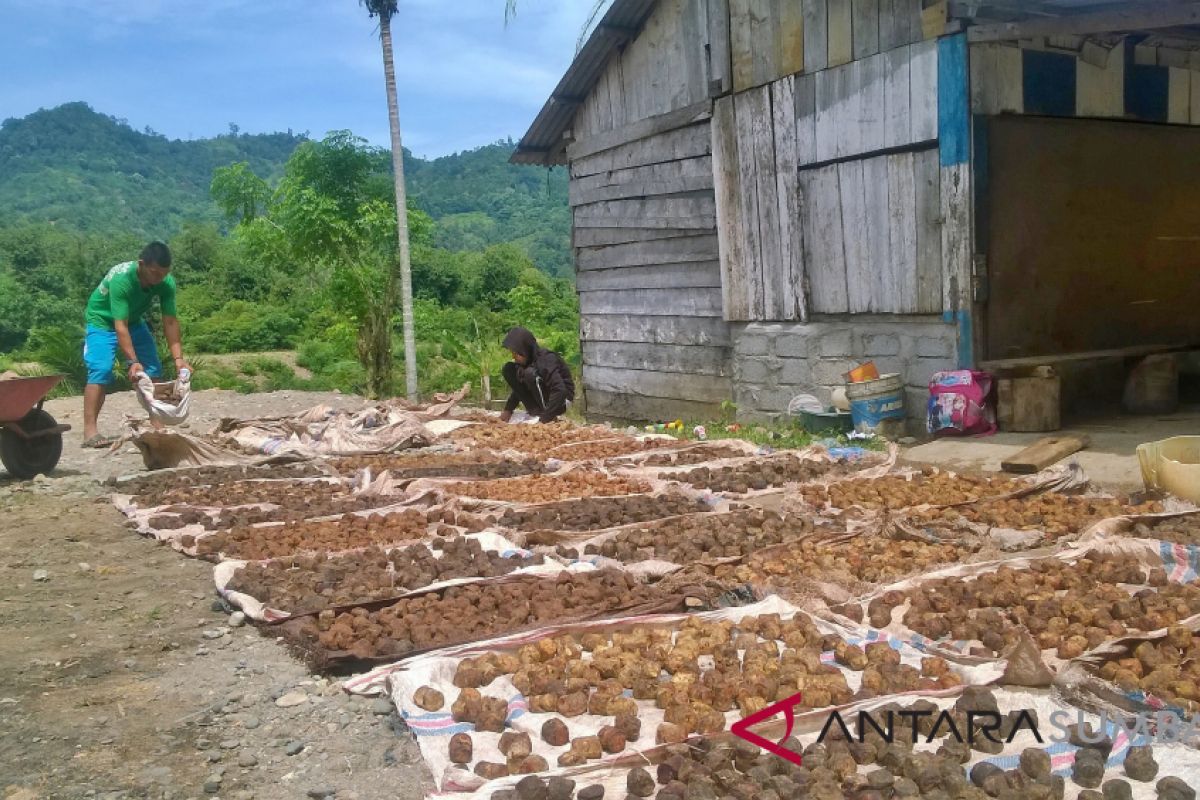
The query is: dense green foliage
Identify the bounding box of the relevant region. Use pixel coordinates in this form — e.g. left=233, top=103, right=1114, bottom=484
left=0, top=103, right=569, bottom=273
left=0, top=103, right=577, bottom=403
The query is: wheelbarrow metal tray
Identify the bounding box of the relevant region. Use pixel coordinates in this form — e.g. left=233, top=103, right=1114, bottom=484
left=0, top=375, right=64, bottom=423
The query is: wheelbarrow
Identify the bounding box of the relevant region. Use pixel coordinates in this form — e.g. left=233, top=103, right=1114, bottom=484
left=0, top=375, right=71, bottom=479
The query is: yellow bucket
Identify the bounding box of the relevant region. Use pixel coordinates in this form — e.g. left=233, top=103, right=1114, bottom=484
left=1137, top=436, right=1200, bottom=503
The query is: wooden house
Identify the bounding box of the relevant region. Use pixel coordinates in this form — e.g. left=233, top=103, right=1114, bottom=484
left=514, top=0, right=1200, bottom=422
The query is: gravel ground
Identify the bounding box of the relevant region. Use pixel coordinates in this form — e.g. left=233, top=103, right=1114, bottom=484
left=0, top=388, right=429, bottom=800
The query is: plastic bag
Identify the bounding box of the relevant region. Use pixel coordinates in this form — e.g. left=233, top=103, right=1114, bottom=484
left=134, top=368, right=191, bottom=426
left=926, top=369, right=996, bottom=436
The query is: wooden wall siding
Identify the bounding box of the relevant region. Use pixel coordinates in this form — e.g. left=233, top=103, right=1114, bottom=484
left=729, top=0, right=805, bottom=92
left=806, top=40, right=938, bottom=166
left=571, top=103, right=732, bottom=419
left=799, top=148, right=941, bottom=315
left=574, top=0, right=712, bottom=141
left=969, top=40, right=1200, bottom=126
left=712, top=88, right=807, bottom=323
left=582, top=341, right=730, bottom=376
left=800, top=0, right=924, bottom=76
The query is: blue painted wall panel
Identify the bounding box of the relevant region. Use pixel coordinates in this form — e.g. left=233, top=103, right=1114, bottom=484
left=938, top=33, right=969, bottom=167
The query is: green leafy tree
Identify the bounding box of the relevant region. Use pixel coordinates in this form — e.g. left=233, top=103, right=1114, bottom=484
left=210, top=162, right=270, bottom=225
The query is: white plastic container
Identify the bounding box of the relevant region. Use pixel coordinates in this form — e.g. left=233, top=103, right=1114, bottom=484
left=1137, top=436, right=1200, bottom=503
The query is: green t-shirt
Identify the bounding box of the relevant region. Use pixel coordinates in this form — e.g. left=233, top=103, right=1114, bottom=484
left=84, top=261, right=177, bottom=329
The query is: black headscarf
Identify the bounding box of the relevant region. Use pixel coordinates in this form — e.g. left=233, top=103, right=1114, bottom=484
left=502, top=327, right=538, bottom=363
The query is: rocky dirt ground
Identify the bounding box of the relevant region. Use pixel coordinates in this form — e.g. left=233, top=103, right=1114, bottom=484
left=1, top=389, right=429, bottom=800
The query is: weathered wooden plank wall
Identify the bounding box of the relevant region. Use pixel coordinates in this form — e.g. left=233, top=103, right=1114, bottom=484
left=574, top=0, right=713, bottom=141
left=711, top=84, right=807, bottom=323
left=572, top=98, right=731, bottom=417
left=565, top=0, right=981, bottom=418
left=970, top=39, right=1200, bottom=126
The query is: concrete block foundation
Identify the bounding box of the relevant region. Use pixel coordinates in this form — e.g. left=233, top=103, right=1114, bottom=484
left=731, top=315, right=959, bottom=423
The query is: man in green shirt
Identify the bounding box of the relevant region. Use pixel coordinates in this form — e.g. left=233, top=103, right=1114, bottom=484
left=81, top=241, right=191, bottom=447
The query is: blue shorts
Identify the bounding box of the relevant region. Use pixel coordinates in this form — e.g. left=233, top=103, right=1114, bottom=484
left=83, top=323, right=163, bottom=385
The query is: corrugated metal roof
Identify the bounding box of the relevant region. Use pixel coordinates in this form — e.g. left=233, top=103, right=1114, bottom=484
left=511, top=0, right=658, bottom=166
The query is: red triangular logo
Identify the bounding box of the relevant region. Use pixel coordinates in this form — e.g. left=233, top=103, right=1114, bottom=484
left=729, top=692, right=804, bottom=767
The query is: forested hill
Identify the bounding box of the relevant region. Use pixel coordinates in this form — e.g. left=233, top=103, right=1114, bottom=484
left=0, top=103, right=303, bottom=234
left=0, top=102, right=570, bottom=274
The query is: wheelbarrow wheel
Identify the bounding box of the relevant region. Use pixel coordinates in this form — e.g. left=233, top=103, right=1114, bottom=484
left=1, top=408, right=64, bottom=479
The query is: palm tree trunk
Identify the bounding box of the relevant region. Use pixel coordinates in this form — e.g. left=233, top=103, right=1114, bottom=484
left=378, top=13, right=418, bottom=401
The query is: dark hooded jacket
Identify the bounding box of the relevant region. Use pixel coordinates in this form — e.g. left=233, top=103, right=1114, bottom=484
left=502, top=327, right=575, bottom=423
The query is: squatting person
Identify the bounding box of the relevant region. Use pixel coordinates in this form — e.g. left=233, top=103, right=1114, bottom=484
left=81, top=241, right=192, bottom=448
left=499, top=326, right=574, bottom=424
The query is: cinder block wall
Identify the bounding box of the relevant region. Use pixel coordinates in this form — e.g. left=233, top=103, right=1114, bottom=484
left=730, top=316, right=958, bottom=424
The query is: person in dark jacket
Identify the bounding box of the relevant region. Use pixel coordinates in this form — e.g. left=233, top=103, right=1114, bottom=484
left=499, top=327, right=575, bottom=423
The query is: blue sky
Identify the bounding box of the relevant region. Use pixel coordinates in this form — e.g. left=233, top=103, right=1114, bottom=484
left=0, top=0, right=600, bottom=158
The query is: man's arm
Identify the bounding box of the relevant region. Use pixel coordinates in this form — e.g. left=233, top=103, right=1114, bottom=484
left=112, top=319, right=143, bottom=378
left=161, top=316, right=191, bottom=373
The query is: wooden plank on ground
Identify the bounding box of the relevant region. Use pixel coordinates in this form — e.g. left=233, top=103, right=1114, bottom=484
left=584, top=388, right=727, bottom=423
left=795, top=73, right=818, bottom=166
left=909, top=39, right=939, bottom=144
left=886, top=150, right=918, bottom=313
left=852, top=0, right=879, bottom=60
left=711, top=94, right=750, bottom=321
left=581, top=341, right=730, bottom=376
left=734, top=90, right=767, bottom=319
left=838, top=159, right=872, bottom=313
left=571, top=124, right=712, bottom=177
left=799, top=164, right=849, bottom=312
left=803, top=0, right=829, bottom=74
left=575, top=261, right=723, bottom=291
left=580, top=314, right=732, bottom=346
left=913, top=147, right=943, bottom=313
left=772, top=75, right=806, bottom=321
left=576, top=234, right=720, bottom=270
left=1076, top=43, right=1124, bottom=118
left=573, top=228, right=705, bottom=248
left=828, top=0, right=854, bottom=67
left=567, top=101, right=713, bottom=162
left=584, top=365, right=733, bottom=403
left=862, top=155, right=892, bottom=312
left=884, top=45, right=913, bottom=149
left=1001, top=435, right=1089, bottom=474
left=578, top=287, right=724, bottom=317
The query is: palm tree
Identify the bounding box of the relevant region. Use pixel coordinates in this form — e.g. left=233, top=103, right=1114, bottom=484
left=360, top=0, right=418, bottom=401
